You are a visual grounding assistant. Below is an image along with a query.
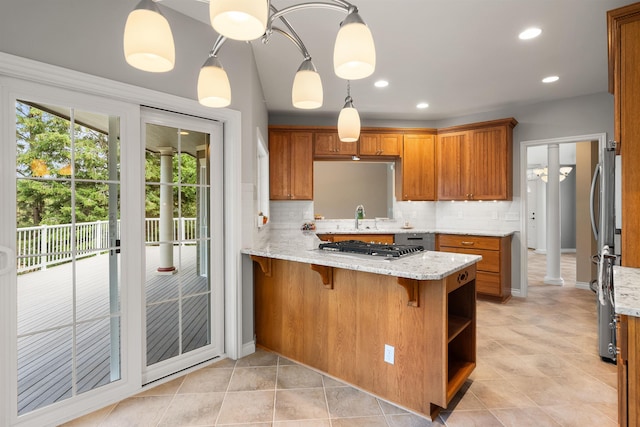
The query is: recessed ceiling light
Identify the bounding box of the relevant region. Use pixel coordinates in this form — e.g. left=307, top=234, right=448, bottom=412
left=374, top=80, right=389, bottom=88
left=542, top=75, right=559, bottom=83
left=416, top=102, right=429, bottom=109
left=519, top=27, right=542, bottom=40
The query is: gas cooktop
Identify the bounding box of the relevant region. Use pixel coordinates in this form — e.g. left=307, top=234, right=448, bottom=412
left=318, top=240, right=424, bottom=258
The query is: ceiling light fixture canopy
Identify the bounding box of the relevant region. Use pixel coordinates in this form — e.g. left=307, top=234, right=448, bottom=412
left=123, top=0, right=376, bottom=120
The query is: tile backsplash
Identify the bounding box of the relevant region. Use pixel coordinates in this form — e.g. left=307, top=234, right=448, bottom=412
left=267, top=199, right=520, bottom=233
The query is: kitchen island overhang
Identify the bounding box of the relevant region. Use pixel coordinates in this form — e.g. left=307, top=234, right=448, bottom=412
left=241, top=230, right=482, bottom=420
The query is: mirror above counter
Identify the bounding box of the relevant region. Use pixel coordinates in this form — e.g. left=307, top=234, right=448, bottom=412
left=313, top=161, right=394, bottom=219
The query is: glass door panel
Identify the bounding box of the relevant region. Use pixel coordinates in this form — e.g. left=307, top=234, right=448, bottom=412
left=143, top=116, right=216, bottom=380
left=15, top=100, right=121, bottom=415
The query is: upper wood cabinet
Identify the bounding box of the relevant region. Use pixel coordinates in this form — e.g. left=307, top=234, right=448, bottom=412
left=608, top=4, right=640, bottom=268
left=314, top=131, right=358, bottom=157
left=269, top=130, right=313, bottom=200
left=395, top=134, right=436, bottom=201
left=359, top=132, right=402, bottom=157
left=436, top=118, right=517, bottom=201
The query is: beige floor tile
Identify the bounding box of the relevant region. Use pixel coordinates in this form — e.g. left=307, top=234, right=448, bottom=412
left=274, top=388, right=329, bottom=421
left=277, top=364, right=324, bottom=389
left=483, top=355, right=548, bottom=378
left=387, top=413, right=444, bottom=426
left=325, top=386, right=383, bottom=418
left=236, top=349, right=279, bottom=367
left=157, top=392, right=224, bottom=426
left=331, top=416, right=389, bottom=426
left=468, top=379, right=536, bottom=409
left=468, top=362, right=504, bottom=381
left=98, top=396, right=173, bottom=427
left=323, top=374, right=349, bottom=388
left=274, top=420, right=331, bottom=427
left=491, top=407, right=561, bottom=426
left=207, top=357, right=238, bottom=369
left=228, top=366, right=277, bottom=391
left=544, top=403, right=618, bottom=426
left=377, top=398, right=409, bottom=415
left=507, top=376, right=577, bottom=406
left=216, top=390, right=275, bottom=424
left=439, top=409, right=504, bottom=426
left=178, top=367, right=233, bottom=393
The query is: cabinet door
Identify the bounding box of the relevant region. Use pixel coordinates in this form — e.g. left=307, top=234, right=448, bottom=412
left=336, top=139, right=358, bottom=156
left=314, top=132, right=338, bottom=155
left=269, top=131, right=292, bottom=200
left=469, top=126, right=510, bottom=200
left=289, top=132, right=314, bottom=200
left=437, top=132, right=469, bottom=200
left=378, top=134, right=402, bottom=156
left=400, top=134, right=435, bottom=200
left=358, top=134, right=379, bottom=155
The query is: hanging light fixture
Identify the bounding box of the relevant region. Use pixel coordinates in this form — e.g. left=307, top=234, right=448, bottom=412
left=123, top=0, right=175, bottom=72
left=333, top=10, right=376, bottom=80
left=292, top=59, right=323, bottom=109
left=209, top=0, right=269, bottom=41
left=123, top=0, right=376, bottom=112
left=338, top=81, right=360, bottom=142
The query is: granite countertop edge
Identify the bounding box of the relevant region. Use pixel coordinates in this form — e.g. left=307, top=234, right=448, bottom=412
left=613, top=266, right=640, bottom=317
left=315, top=228, right=516, bottom=237
left=241, top=229, right=482, bottom=281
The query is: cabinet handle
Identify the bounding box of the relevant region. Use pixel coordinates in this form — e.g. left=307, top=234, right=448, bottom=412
left=461, top=241, right=475, bottom=246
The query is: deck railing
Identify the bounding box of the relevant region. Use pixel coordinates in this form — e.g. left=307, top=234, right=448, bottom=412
left=16, top=218, right=197, bottom=273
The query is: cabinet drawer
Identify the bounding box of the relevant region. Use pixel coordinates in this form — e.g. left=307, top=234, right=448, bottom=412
left=438, top=234, right=500, bottom=251
left=439, top=247, right=500, bottom=273
left=476, top=271, right=501, bottom=295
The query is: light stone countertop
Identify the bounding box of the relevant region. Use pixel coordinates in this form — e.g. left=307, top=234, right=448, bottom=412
left=614, top=266, right=640, bottom=317
left=241, top=228, right=482, bottom=281
left=315, top=228, right=516, bottom=238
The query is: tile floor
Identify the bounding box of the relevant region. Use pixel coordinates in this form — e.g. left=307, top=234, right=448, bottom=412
left=62, top=252, right=618, bottom=426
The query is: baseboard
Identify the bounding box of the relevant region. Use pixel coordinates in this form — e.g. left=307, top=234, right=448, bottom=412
left=575, top=281, right=592, bottom=291
left=241, top=341, right=256, bottom=358
left=511, top=288, right=523, bottom=298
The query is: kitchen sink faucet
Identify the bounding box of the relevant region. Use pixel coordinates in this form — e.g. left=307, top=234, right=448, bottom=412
left=355, top=204, right=365, bottom=229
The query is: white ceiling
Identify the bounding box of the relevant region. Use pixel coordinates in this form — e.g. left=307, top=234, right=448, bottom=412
left=162, top=0, right=629, bottom=121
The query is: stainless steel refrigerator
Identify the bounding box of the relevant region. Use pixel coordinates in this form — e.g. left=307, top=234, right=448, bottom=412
left=590, top=139, right=621, bottom=363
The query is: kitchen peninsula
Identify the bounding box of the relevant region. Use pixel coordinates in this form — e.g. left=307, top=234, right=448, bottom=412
left=242, top=229, right=481, bottom=419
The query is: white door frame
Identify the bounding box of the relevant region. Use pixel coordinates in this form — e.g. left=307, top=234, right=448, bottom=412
left=519, top=133, right=607, bottom=298
left=0, top=52, right=243, bottom=427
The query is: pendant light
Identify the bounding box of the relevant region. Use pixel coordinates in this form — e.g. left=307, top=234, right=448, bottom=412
left=333, top=10, right=376, bottom=80
left=197, top=55, right=232, bottom=107
left=123, top=0, right=175, bottom=72
left=337, top=81, right=361, bottom=142
left=292, top=59, right=323, bottom=109
left=209, top=0, right=269, bottom=41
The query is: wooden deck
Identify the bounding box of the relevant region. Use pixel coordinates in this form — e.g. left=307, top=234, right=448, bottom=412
left=16, top=245, right=210, bottom=415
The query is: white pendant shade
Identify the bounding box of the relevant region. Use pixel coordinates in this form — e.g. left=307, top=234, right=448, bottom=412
left=333, top=13, right=376, bottom=80
left=338, top=106, right=361, bottom=142
left=123, top=0, right=175, bottom=72
left=198, top=57, right=231, bottom=108
left=292, top=69, right=323, bottom=109
left=210, top=0, right=268, bottom=41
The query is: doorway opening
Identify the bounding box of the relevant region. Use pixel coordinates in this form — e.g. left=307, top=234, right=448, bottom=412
left=519, top=133, right=605, bottom=297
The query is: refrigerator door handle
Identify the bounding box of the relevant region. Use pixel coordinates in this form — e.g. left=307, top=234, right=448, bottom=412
left=590, top=163, right=601, bottom=242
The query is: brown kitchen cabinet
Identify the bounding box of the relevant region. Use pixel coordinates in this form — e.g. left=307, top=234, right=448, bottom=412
left=436, top=118, right=517, bottom=201
left=608, top=3, right=640, bottom=267
left=359, top=132, right=402, bottom=157
left=269, top=130, right=313, bottom=200
left=316, top=233, right=394, bottom=244
left=436, top=234, right=511, bottom=302
left=617, top=314, right=640, bottom=427
left=314, top=131, right=358, bottom=157
left=395, top=133, right=436, bottom=201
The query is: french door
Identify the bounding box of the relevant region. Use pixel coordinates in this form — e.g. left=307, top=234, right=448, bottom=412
left=141, top=108, right=224, bottom=384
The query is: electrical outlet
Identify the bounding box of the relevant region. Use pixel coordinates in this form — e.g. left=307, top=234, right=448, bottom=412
left=384, top=344, right=394, bottom=364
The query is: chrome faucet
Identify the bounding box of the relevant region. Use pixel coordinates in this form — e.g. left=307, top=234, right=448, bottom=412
left=355, top=204, right=365, bottom=229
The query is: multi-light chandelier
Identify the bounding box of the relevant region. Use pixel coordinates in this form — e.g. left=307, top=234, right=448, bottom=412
left=123, top=0, right=376, bottom=141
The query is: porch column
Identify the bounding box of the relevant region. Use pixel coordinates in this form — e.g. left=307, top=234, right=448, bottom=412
left=545, top=143, right=564, bottom=285
left=158, top=147, right=176, bottom=274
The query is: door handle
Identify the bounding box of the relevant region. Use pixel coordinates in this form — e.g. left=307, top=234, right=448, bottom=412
left=0, top=245, right=15, bottom=275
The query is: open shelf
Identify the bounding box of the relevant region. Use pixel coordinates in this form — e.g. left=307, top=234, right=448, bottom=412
left=446, top=360, right=476, bottom=403
left=448, top=315, right=472, bottom=343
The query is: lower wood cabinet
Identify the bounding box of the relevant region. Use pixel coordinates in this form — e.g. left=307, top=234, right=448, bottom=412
left=618, top=314, right=640, bottom=426
left=436, top=234, right=511, bottom=302
left=316, top=234, right=394, bottom=244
